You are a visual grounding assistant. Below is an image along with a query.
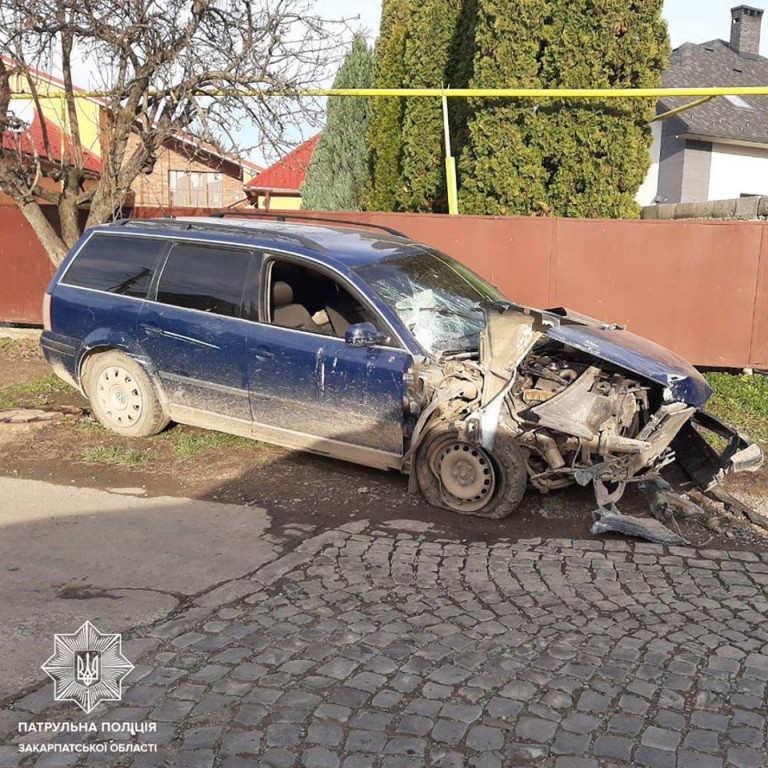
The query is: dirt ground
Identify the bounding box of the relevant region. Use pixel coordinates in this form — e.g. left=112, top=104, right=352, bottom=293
left=1, top=338, right=767, bottom=550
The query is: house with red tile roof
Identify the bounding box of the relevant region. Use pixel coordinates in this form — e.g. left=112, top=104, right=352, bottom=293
left=1, top=57, right=263, bottom=209
left=2, top=110, right=102, bottom=175
left=243, top=134, right=320, bottom=210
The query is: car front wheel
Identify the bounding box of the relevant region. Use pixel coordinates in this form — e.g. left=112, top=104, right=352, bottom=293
left=85, top=351, right=169, bottom=438
left=415, top=426, right=527, bottom=519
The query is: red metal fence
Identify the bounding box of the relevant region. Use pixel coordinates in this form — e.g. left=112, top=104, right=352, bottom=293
left=2, top=204, right=766, bottom=369
left=0, top=206, right=58, bottom=328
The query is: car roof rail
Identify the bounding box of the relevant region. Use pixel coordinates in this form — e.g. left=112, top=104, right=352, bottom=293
left=210, top=210, right=410, bottom=239
left=108, top=217, right=324, bottom=252
left=111, top=218, right=189, bottom=229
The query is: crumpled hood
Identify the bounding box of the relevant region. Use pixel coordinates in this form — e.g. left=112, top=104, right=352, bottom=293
left=480, top=302, right=712, bottom=409
left=545, top=323, right=711, bottom=407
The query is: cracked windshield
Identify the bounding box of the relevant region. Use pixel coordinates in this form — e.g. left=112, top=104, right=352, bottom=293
left=355, top=250, right=504, bottom=355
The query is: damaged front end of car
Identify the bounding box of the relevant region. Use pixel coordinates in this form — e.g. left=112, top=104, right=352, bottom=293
left=405, top=300, right=764, bottom=542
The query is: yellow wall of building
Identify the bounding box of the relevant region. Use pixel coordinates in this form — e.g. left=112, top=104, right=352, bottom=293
left=10, top=74, right=103, bottom=157
left=254, top=194, right=303, bottom=211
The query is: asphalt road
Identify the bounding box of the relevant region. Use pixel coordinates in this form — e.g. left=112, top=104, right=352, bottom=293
left=0, top=478, right=280, bottom=701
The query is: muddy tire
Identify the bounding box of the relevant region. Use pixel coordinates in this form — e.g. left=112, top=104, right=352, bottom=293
left=85, top=351, right=168, bottom=438
left=415, top=427, right=527, bottom=519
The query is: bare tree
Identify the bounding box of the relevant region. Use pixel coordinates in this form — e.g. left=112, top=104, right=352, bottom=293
left=0, top=0, right=348, bottom=265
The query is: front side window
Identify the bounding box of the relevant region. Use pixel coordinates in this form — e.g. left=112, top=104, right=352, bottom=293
left=264, top=259, right=383, bottom=340
left=354, top=250, right=504, bottom=355
left=156, top=242, right=251, bottom=318
left=62, top=234, right=166, bottom=298
left=169, top=170, right=224, bottom=207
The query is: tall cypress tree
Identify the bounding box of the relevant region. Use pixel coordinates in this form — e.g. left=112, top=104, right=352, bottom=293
left=365, top=0, right=411, bottom=212
left=459, top=0, right=669, bottom=218
left=301, top=36, right=376, bottom=211
left=458, top=0, right=552, bottom=216
left=398, top=0, right=465, bottom=213
left=537, top=0, right=669, bottom=218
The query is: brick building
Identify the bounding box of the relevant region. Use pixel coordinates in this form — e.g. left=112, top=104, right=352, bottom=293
left=2, top=60, right=262, bottom=209
left=126, top=132, right=263, bottom=209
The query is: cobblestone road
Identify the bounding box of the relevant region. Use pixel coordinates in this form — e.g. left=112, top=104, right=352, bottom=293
left=2, top=521, right=768, bottom=768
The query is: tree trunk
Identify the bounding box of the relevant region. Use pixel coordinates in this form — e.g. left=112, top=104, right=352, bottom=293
left=19, top=200, right=70, bottom=266
left=58, top=177, right=82, bottom=252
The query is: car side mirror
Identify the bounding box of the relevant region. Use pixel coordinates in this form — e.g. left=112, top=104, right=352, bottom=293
left=345, top=322, right=387, bottom=347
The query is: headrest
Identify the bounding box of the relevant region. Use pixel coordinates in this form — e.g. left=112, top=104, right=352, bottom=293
left=272, top=281, right=294, bottom=307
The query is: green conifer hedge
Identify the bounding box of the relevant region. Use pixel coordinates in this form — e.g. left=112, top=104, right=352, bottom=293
left=301, top=36, right=376, bottom=211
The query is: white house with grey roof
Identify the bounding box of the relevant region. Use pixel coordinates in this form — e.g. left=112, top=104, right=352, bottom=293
left=638, top=5, right=768, bottom=206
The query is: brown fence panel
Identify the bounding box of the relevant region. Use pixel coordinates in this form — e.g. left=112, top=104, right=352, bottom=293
left=293, top=211, right=764, bottom=368
left=251, top=210, right=554, bottom=308
left=1, top=203, right=766, bottom=370
left=549, top=218, right=762, bottom=368
left=749, top=228, right=768, bottom=369
left=0, top=207, right=56, bottom=324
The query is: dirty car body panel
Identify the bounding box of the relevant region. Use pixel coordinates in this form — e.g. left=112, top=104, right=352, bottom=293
left=41, top=216, right=763, bottom=521
left=246, top=322, right=411, bottom=457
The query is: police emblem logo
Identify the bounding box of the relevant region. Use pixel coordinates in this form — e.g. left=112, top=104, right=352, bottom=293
left=42, top=621, right=133, bottom=713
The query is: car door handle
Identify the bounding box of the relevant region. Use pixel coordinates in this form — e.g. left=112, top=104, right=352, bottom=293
left=253, top=346, right=274, bottom=362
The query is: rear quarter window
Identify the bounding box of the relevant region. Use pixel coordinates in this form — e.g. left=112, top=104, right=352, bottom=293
left=61, top=234, right=167, bottom=298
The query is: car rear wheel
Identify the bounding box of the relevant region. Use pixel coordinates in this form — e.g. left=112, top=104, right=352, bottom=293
left=86, top=351, right=168, bottom=438
left=415, top=427, right=527, bottom=519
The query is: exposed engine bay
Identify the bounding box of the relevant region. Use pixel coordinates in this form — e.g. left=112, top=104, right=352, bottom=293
left=512, top=342, right=668, bottom=501
left=405, top=301, right=764, bottom=545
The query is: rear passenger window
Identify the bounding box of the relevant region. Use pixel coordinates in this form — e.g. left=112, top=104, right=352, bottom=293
left=156, top=243, right=251, bottom=318
left=62, top=234, right=165, bottom=298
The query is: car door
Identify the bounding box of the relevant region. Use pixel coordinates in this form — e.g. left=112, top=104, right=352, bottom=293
left=137, top=240, right=257, bottom=426
left=247, top=256, right=412, bottom=462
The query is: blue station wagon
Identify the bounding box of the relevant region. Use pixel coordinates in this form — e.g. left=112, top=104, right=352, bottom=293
left=41, top=214, right=762, bottom=528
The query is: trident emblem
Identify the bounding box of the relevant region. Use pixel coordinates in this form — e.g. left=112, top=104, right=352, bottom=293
left=75, top=651, right=100, bottom=687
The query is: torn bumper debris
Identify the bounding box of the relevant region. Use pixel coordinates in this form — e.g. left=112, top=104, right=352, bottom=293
left=673, top=410, right=764, bottom=491
left=591, top=510, right=690, bottom=546
left=670, top=410, right=766, bottom=531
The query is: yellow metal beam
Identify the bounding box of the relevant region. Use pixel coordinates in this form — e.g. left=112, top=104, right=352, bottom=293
left=652, top=95, right=715, bottom=123
left=300, top=86, right=768, bottom=98
left=9, top=86, right=768, bottom=100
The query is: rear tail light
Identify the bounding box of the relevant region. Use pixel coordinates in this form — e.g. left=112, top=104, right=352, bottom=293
left=42, top=293, right=52, bottom=331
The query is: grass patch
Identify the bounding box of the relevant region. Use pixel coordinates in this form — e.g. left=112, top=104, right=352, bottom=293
left=0, top=374, right=71, bottom=409
left=0, top=337, right=43, bottom=360
left=164, top=428, right=254, bottom=457
left=74, top=419, right=106, bottom=434
left=81, top=445, right=149, bottom=466
left=75, top=422, right=266, bottom=459
left=704, top=372, right=768, bottom=444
